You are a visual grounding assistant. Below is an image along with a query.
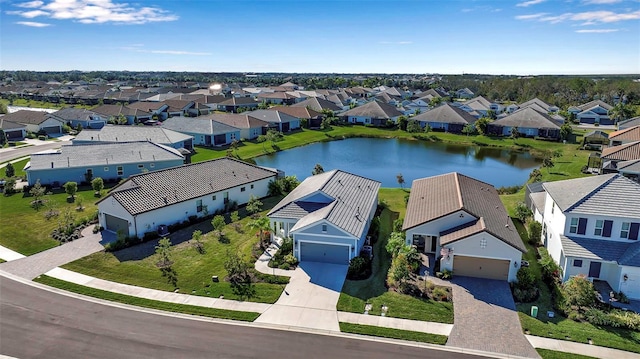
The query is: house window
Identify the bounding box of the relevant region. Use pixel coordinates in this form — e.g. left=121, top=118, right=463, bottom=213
left=251, top=184, right=254, bottom=189
left=224, top=191, right=229, bottom=204
left=196, top=199, right=203, bottom=212
left=569, top=218, right=579, bottom=234
left=551, top=203, right=555, bottom=214
left=573, top=259, right=583, bottom=267
left=104, top=167, right=109, bottom=171
left=240, top=187, right=246, bottom=192
left=322, top=224, right=327, bottom=232
left=150, top=163, right=155, bottom=168
left=594, top=220, right=604, bottom=236
left=621, top=222, right=630, bottom=238
left=212, top=195, right=217, bottom=201
left=480, top=238, right=487, bottom=249
left=117, top=166, right=123, bottom=176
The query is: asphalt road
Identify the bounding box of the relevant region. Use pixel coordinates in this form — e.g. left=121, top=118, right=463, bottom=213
left=0, top=276, right=485, bottom=359
left=0, top=142, right=64, bottom=163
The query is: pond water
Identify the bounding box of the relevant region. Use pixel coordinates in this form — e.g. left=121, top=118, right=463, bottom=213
left=254, top=137, right=542, bottom=188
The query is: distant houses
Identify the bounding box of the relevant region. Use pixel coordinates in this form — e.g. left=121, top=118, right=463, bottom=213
left=487, top=107, right=561, bottom=140
left=412, top=103, right=476, bottom=133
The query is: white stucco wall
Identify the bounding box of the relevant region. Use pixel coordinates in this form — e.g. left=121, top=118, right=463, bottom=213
left=619, top=266, right=640, bottom=299
left=405, top=210, right=472, bottom=249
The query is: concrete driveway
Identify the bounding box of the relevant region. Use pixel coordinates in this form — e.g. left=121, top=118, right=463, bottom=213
left=446, top=276, right=540, bottom=358
left=255, top=262, right=348, bottom=331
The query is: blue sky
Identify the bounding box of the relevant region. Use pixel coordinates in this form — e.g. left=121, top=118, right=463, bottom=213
left=1, top=0, right=639, bottom=74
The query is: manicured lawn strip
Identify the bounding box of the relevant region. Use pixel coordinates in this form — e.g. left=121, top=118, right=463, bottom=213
left=34, top=275, right=260, bottom=321
left=63, top=196, right=287, bottom=304
left=339, top=322, right=448, bottom=345
left=0, top=187, right=98, bottom=255
left=338, top=191, right=454, bottom=324
left=2, top=158, right=29, bottom=178
left=536, top=349, right=597, bottom=359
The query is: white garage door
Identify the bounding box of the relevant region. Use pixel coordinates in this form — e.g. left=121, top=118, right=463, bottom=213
left=454, top=255, right=510, bottom=281
left=105, top=214, right=128, bottom=234
left=300, top=242, right=349, bottom=265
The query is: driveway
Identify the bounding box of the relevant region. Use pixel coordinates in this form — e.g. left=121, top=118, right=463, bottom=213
left=446, top=276, right=540, bottom=358
left=255, top=261, right=348, bottom=331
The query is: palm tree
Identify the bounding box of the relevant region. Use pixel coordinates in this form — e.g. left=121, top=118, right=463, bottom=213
left=247, top=216, right=272, bottom=249
left=608, top=102, right=634, bottom=124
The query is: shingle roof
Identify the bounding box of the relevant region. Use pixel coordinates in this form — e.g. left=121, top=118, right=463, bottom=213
left=561, top=235, right=631, bottom=263
left=339, top=100, right=402, bottom=119
left=28, top=141, right=183, bottom=171
left=518, top=98, right=552, bottom=111
left=73, top=126, right=192, bottom=145
left=127, top=101, right=167, bottom=112
left=412, top=103, right=477, bottom=124
left=199, top=113, right=268, bottom=129
left=218, top=97, right=260, bottom=106
left=461, top=96, right=492, bottom=111
left=403, top=172, right=526, bottom=252
left=619, top=116, right=640, bottom=129
left=291, top=97, right=342, bottom=112
left=161, top=117, right=239, bottom=135
left=491, top=107, right=560, bottom=129
left=0, top=118, right=26, bottom=130
left=49, top=107, right=99, bottom=121
left=268, top=170, right=380, bottom=238
left=245, top=110, right=299, bottom=124
left=101, top=157, right=277, bottom=216
left=92, top=104, right=151, bottom=118
left=577, top=100, right=613, bottom=111
left=271, top=106, right=322, bottom=119
left=601, top=141, right=640, bottom=161
left=617, top=159, right=640, bottom=173
left=1, top=110, right=47, bottom=125
left=609, top=126, right=640, bottom=143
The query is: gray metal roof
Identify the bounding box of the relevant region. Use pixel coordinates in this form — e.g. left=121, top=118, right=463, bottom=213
left=561, top=235, right=632, bottom=263
left=617, top=159, right=640, bottom=174
left=161, top=117, right=239, bottom=135
left=101, top=157, right=278, bottom=216
left=28, top=141, right=183, bottom=171
left=74, top=126, right=192, bottom=145
left=268, top=170, right=380, bottom=238
left=530, top=192, right=546, bottom=213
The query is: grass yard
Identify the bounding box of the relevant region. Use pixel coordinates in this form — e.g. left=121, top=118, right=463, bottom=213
left=2, top=158, right=30, bottom=178
left=63, top=196, right=288, bottom=304
left=35, top=275, right=260, bottom=321
left=339, top=322, right=448, bottom=345
left=0, top=187, right=98, bottom=255
left=536, top=349, right=597, bottom=359
left=337, top=190, right=454, bottom=324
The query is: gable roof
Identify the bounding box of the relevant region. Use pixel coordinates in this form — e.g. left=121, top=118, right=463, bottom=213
left=268, top=170, right=380, bottom=238
left=201, top=113, right=269, bottom=129
left=609, top=125, right=640, bottom=143
left=27, top=141, right=183, bottom=171
left=0, top=118, right=27, bottom=131
left=244, top=109, right=299, bottom=124
left=218, top=97, right=260, bottom=106
left=619, top=116, right=640, bottom=129
left=460, top=96, right=492, bottom=111
left=92, top=104, right=151, bottom=118
left=577, top=100, right=613, bottom=111
left=271, top=106, right=322, bottom=119
left=73, top=125, right=192, bottom=145
left=127, top=101, right=168, bottom=112
left=491, top=107, right=560, bottom=129
left=48, top=107, right=100, bottom=121
left=403, top=172, right=526, bottom=252
left=518, top=98, right=552, bottom=111
left=412, top=103, right=477, bottom=124
left=100, top=157, right=277, bottom=216
left=617, top=158, right=640, bottom=173
left=161, top=117, right=240, bottom=135
left=339, top=100, right=403, bottom=119
left=291, top=97, right=341, bottom=112
left=1, top=110, right=48, bottom=125
left=601, top=141, right=640, bottom=161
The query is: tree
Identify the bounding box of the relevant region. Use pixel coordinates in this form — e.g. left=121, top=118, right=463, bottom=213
left=563, top=274, right=597, bottom=308
left=63, top=181, right=78, bottom=200
left=312, top=163, right=324, bottom=175
left=406, top=119, right=422, bottom=133
left=211, top=215, right=226, bottom=241
left=542, top=157, right=555, bottom=174
left=265, top=129, right=284, bottom=149
left=247, top=216, right=271, bottom=249
left=396, top=173, right=405, bottom=190
left=0, top=102, right=7, bottom=114
left=91, top=177, right=104, bottom=197
left=223, top=250, right=255, bottom=300
left=423, top=123, right=431, bottom=134
left=246, top=195, right=263, bottom=217
left=608, top=102, right=634, bottom=124
left=486, top=109, right=497, bottom=120
left=256, top=135, right=268, bottom=153
left=510, top=126, right=520, bottom=139
left=475, top=117, right=491, bottom=135
left=5, top=162, right=15, bottom=178
left=385, top=232, right=405, bottom=257
left=462, top=123, right=476, bottom=136
left=29, top=179, right=46, bottom=211
left=230, top=210, right=242, bottom=232
left=387, top=252, right=410, bottom=291
left=514, top=202, right=533, bottom=223
left=397, top=115, right=408, bottom=131
left=155, top=237, right=174, bottom=268
left=559, top=123, right=573, bottom=142
left=3, top=177, right=16, bottom=195
left=191, top=229, right=205, bottom=254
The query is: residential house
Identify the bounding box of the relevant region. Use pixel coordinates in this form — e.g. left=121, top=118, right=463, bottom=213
left=403, top=172, right=526, bottom=282
left=609, top=125, right=640, bottom=146
left=256, top=91, right=298, bottom=105
left=48, top=108, right=106, bottom=129
left=1, top=110, right=64, bottom=134
left=161, top=99, right=196, bottom=118
left=73, top=125, right=194, bottom=151
left=127, top=101, right=169, bottom=121
left=411, top=103, right=477, bottom=133
left=456, top=96, right=492, bottom=118
left=487, top=107, right=561, bottom=139
left=339, top=100, right=402, bottom=126
left=534, top=174, right=640, bottom=299
left=619, top=116, right=640, bottom=130
left=518, top=98, right=559, bottom=113
left=25, top=141, right=184, bottom=186
left=0, top=118, right=27, bottom=140
left=202, top=113, right=268, bottom=140
left=217, top=97, right=261, bottom=113
left=271, top=106, right=323, bottom=128
left=267, top=170, right=380, bottom=265
left=456, top=88, right=474, bottom=99
left=97, top=157, right=278, bottom=238
left=161, top=117, right=240, bottom=146
left=92, top=104, right=152, bottom=125
left=600, top=141, right=640, bottom=173
left=569, top=100, right=613, bottom=125
left=616, top=159, right=640, bottom=182
left=291, top=97, right=342, bottom=113
left=245, top=110, right=300, bottom=132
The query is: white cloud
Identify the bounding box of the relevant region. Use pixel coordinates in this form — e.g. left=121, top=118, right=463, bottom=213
left=515, top=13, right=548, bottom=20
left=582, top=0, right=623, bottom=4
left=8, top=0, right=178, bottom=25
left=575, top=28, right=619, bottom=32
left=16, top=20, right=50, bottom=27
left=517, top=10, right=640, bottom=24
left=517, top=0, right=546, bottom=7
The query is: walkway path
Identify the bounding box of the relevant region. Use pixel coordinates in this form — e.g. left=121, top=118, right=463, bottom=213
left=446, top=277, right=540, bottom=359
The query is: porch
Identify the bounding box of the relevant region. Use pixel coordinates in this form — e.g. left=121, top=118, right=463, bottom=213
left=593, top=280, right=640, bottom=313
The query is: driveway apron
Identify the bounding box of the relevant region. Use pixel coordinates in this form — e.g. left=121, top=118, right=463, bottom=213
left=446, top=277, right=540, bottom=359
left=255, top=262, right=348, bottom=331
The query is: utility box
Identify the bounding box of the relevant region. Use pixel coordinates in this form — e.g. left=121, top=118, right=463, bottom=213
left=531, top=306, right=538, bottom=317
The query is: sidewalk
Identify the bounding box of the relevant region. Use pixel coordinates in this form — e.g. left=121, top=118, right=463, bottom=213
left=338, top=311, right=453, bottom=336
left=527, top=335, right=640, bottom=359
left=253, top=237, right=294, bottom=277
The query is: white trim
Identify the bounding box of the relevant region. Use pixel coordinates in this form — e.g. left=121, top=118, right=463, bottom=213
left=293, top=231, right=357, bottom=241
left=293, top=219, right=354, bottom=239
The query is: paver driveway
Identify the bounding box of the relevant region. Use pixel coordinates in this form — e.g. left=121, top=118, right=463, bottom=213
left=255, top=262, right=348, bottom=331
left=446, top=276, right=540, bottom=358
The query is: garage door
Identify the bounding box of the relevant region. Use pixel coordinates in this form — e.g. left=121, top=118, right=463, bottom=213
left=105, top=214, right=129, bottom=234
left=41, top=126, right=61, bottom=134
left=300, top=242, right=349, bottom=265
left=454, top=255, right=510, bottom=281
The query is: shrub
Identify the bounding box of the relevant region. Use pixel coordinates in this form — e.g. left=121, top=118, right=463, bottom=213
left=278, top=263, right=290, bottom=270
left=527, top=221, right=542, bottom=245
left=432, top=287, right=449, bottom=302
left=516, top=267, right=536, bottom=289
left=347, top=256, right=372, bottom=280
left=563, top=274, right=597, bottom=308
left=284, top=253, right=298, bottom=266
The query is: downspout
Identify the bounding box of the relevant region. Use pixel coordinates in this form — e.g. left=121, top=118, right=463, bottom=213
left=133, top=215, right=138, bottom=239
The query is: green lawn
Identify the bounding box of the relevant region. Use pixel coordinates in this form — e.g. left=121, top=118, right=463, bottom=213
left=337, top=190, right=454, bottom=324
left=0, top=98, right=95, bottom=110
left=2, top=158, right=30, bottom=178
left=0, top=187, right=98, bottom=255
left=339, top=322, right=448, bottom=345
left=536, top=349, right=597, bottom=359
left=63, top=196, right=288, bottom=303
left=34, top=275, right=260, bottom=321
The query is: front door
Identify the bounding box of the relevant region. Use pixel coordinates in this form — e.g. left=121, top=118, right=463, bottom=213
left=589, top=262, right=601, bottom=278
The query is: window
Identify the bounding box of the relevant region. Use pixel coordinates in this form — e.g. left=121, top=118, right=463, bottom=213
left=621, top=222, right=630, bottom=238
left=480, top=238, right=487, bottom=249
left=569, top=218, right=579, bottom=234
left=117, top=166, right=123, bottom=176
left=223, top=191, right=229, bottom=204
left=595, top=220, right=604, bottom=236
left=104, top=167, right=109, bottom=171
left=196, top=199, right=203, bottom=212
left=212, top=195, right=217, bottom=201
left=240, top=187, right=246, bottom=192
left=250, top=184, right=254, bottom=189
left=573, top=259, right=583, bottom=267
left=150, top=163, right=155, bottom=168
left=322, top=224, right=327, bottom=232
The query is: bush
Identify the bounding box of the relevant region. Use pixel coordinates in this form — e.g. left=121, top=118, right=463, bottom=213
left=563, top=274, right=597, bottom=308
left=347, top=255, right=372, bottom=280
left=527, top=221, right=542, bottom=245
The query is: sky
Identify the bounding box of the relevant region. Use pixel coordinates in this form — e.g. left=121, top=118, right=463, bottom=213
left=1, top=0, right=639, bottom=75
